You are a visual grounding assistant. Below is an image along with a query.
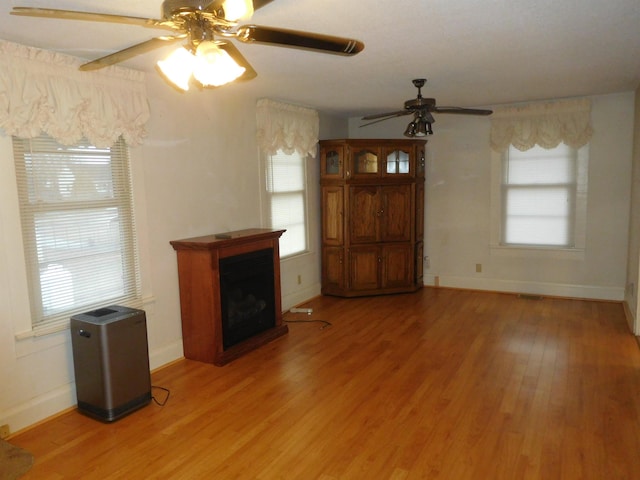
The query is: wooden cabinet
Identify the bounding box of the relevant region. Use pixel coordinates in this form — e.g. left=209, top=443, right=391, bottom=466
left=320, top=139, right=426, bottom=297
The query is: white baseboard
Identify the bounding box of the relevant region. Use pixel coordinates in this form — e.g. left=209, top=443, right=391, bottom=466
left=281, top=283, right=321, bottom=311
left=4, top=384, right=76, bottom=436
left=424, top=274, right=625, bottom=301
left=149, top=340, right=184, bottom=371
left=5, top=340, right=185, bottom=435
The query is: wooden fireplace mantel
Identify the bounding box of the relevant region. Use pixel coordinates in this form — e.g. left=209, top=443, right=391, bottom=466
left=170, top=228, right=288, bottom=366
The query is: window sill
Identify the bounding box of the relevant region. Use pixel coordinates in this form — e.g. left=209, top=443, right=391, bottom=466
left=15, top=320, right=68, bottom=340
left=14, top=295, right=156, bottom=358
left=489, top=244, right=585, bottom=261
left=280, top=250, right=312, bottom=262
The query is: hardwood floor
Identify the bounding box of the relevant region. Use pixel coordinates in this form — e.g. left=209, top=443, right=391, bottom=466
left=10, top=288, right=640, bottom=479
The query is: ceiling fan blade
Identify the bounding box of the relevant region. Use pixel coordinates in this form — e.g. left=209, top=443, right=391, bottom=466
left=362, top=110, right=410, bottom=121
left=10, top=7, right=174, bottom=30
left=217, top=42, right=258, bottom=81
left=360, top=111, right=413, bottom=127
left=434, top=107, right=493, bottom=115
left=253, top=0, right=276, bottom=10
left=235, top=25, right=364, bottom=55
left=79, top=35, right=185, bottom=71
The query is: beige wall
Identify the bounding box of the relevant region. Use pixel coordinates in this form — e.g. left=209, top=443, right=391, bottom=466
left=0, top=74, right=345, bottom=433
left=349, top=92, right=636, bottom=301
left=0, top=80, right=635, bottom=434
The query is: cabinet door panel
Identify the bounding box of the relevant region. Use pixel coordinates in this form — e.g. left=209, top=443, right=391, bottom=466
left=350, top=185, right=379, bottom=244
left=416, top=181, right=425, bottom=241
left=322, top=246, right=345, bottom=292
left=322, top=186, right=344, bottom=245
left=349, top=246, right=379, bottom=291
left=415, top=242, right=424, bottom=287
left=380, top=184, right=411, bottom=242
left=381, top=244, right=413, bottom=289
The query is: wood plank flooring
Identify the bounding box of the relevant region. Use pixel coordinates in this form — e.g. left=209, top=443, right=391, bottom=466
left=10, top=288, right=640, bottom=479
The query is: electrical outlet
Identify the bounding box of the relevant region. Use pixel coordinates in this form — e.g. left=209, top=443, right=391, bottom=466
left=424, top=256, right=430, bottom=269
left=0, top=424, right=10, bottom=439
left=476, top=263, right=482, bottom=273
left=297, top=275, right=302, bottom=285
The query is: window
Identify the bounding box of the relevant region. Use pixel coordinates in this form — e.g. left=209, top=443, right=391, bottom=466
left=263, top=149, right=309, bottom=257
left=501, top=143, right=588, bottom=248
left=13, top=135, right=140, bottom=330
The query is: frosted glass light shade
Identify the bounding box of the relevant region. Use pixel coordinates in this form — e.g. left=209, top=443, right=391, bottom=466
left=223, top=0, right=254, bottom=20
left=193, top=41, right=246, bottom=87
left=157, top=47, right=195, bottom=91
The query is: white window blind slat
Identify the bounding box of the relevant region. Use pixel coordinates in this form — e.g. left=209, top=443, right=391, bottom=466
left=13, top=135, right=141, bottom=329
left=265, top=149, right=308, bottom=258
left=502, top=143, right=577, bottom=247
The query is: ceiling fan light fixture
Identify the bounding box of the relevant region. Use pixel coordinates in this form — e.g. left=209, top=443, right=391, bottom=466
left=364, top=78, right=491, bottom=136
left=193, top=40, right=246, bottom=87
left=404, top=117, right=434, bottom=137
left=415, top=120, right=429, bottom=137
left=222, top=0, right=254, bottom=21
left=156, top=46, right=196, bottom=91
left=404, top=121, right=417, bottom=137
left=11, top=3, right=364, bottom=89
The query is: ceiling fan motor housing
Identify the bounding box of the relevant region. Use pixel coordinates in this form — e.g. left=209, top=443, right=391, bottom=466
left=162, top=0, right=218, bottom=19
left=405, top=97, right=436, bottom=109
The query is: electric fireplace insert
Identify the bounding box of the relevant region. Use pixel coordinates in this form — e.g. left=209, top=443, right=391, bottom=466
left=219, top=248, right=275, bottom=349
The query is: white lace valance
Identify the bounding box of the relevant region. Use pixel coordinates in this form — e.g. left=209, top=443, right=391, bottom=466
left=256, top=98, right=319, bottom=158
left=0, top=40, right=150, bottom=147
left=490, top=98, right=593, bottom=152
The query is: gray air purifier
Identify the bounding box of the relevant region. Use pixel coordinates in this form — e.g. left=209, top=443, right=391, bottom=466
left=70, top=305, right=152, bottom=422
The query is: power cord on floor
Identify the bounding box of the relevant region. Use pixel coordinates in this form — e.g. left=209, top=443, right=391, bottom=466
left=285, top=307, right=332, bottom=329
left=151, top=385, right=170, bottom=406
left=284, top=318, right=332, bottom=329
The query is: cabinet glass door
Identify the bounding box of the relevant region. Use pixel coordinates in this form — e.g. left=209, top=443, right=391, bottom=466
left=321, top=146, right=344, bottom=178
left=353, top=148, right=379, bottom=175
left=326, top=150, right=341, bottom=174
left=384, top=149, right=411, bottom=175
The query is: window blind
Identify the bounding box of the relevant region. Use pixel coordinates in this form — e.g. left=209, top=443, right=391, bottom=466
left=265, top=149, right=308, bottom=257
left=13, top=135, right=141, bottom=331
left=502, top=143, right=577, bottom=247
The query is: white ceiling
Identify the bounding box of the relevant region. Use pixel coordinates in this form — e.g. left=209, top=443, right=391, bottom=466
left=2, top=0, right=640, bottom=118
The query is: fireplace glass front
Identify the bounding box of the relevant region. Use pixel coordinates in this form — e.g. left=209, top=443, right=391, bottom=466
left=219, top=248, right=276, bottom=349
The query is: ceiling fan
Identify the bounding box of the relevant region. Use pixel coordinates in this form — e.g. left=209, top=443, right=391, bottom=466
left=361, top=79, right=492, bottom=137
left=11, top=0, right=364, bottom=90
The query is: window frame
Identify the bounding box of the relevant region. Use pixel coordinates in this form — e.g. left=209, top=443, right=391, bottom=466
left=12, top=134, right=142, bottom=333
left=490, top=142, right=589, bottom=259
left=261, top=148, right=310, bottom=259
